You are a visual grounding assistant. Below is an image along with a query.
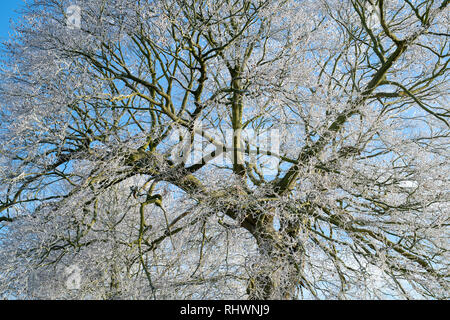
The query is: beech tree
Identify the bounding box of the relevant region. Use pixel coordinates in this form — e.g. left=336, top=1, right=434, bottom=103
left=0, top=0, right=449, bottom=299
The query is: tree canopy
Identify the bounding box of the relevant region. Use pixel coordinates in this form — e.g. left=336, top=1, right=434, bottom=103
left=0, top=0, right=449, bottom=299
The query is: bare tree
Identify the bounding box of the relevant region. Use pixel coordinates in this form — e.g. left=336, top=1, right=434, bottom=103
left=0, top=0, right=448, bottom=300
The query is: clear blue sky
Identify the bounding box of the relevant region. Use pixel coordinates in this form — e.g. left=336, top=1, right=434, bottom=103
left=0, top=0, right=24, bottom=42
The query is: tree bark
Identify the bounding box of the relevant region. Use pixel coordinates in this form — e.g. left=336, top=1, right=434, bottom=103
left=247, top=218, right=302, bottom=300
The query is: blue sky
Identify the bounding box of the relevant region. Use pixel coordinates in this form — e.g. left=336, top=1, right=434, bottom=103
left=0, top=0, right=24, bottom=42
